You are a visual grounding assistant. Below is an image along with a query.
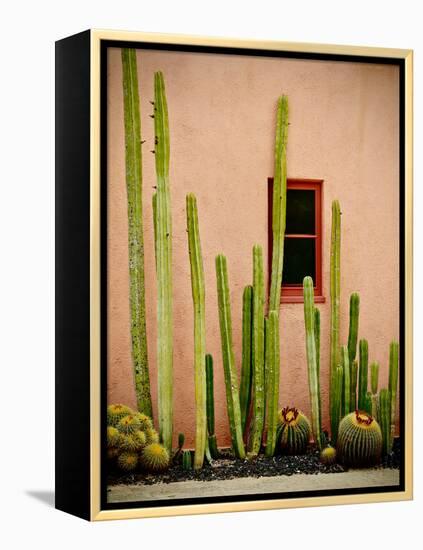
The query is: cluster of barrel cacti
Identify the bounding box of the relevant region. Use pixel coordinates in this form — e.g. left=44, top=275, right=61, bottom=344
left=106, top=404, right=169, bottom=473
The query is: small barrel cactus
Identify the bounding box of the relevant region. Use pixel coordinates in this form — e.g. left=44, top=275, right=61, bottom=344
left=277, top=407, right=311, bottom=455
left=133, top=412, right=153, bottom=432
left=320, top=445, right=337, bottom=466
left=182, top=450, right=192, bottom=470
left=107, top=404, right=134, bottom=427
left=117, top=451, right=139, bottom=472
left=107, top=426, right=122, bottom=448
left=337, top=411, right=382, bottom=468
left=140, top=443, right=170, bottom=472
left=145, top=427, right=160, bottom=445
left=117, top=414, right=142, bottom=435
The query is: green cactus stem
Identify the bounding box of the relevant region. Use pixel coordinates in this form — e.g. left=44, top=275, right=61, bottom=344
left=215, top=255, right=245, bottom=459
left=329, top=200, right=341, bottom=439
left=248, top=245, right=265, bottom=457
left=303, top=276, right=322, bottom=450
left=265, top=310, right=280, bottom=457
left=347, top=293, right=360, bottom=365
left=172, top=433, right=185, bottom=463
left=370, top=361, right=380, bottom=420
left=240, top=285, right=253, bottom=434
left=379, top=388, right=391, bottom=455
left=182, top=450, right=192, bottom=470
left=341, top=346, right=350, bottom=416
left=152, top=192, right=157, bottom=269
left=336, top=411, right=382, bottom=468
left=350, top=359, right=358, bottom=412
left=154, top=71, right=173, bottom=454
left=389, top=341, right=399, bottom=451
left=331, top=365, right=343, bottom=445
left=186, top=193, right=207, bottom=469
left=358, top=339, right=369, bottom=410
left=314, top=307, right=322, bottom=431
left=269, top=96, right=289, bottom=312
left=205, top=354, right=219, bottom=459
left=121, top=48, right=152, bottom=417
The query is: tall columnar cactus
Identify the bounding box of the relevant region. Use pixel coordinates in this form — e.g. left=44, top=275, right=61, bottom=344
left=329, top=200, right=341, bottom=438
left=358, top=339, right=369, bottom=411
left=303, top=276, right=322, bottom=450
left=269, top=96, right=289, bottom=312
left=370, top=361, right=380, bottom=420
left=154, top=71, right=173, bottom=453
left=265, top=310, right=280, bottom=457
left=121, top=48, right=152, bottom=417
left=379, top=388, right=391, bottom=455
left=350, top=359, right=358, bottom=412
left=186, top=194, right=207, bottom=469
left=389, top=341, right=399, bottom=451
left=205, top=354, right=219, bottom=459
left=240, top=285, right=253, bottom=434
left=314, top=307, right=322, bottom=430
left=215, top=255, right=245, bottom=459
left=341, top=345, right=350, bottom=416
left=347, top=293, right=360, bottom=365
left=331, top=365, right=343, bottom=445
left=249, top=245, right=265, bottom=457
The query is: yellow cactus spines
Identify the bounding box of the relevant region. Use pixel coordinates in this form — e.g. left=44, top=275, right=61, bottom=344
left=117, top=451, right=139, bottom=472
left=107, top=426, right=122, bottom=448
left=117, top=414, right=142, bottom=435
left=145, top=427, right=160, bottom=445
left=107, top=404, right=134, bottom=427
left=133, top=412, right=153, bottom=432
left=337, top=411, right=382, bottom=468
left=140, top=443, right=170, bottom=472
left=320, top=445, right=337, bottom=466
left=277, top=407, right=311, bottom=455
left=119, top=434, right=139, bottom=452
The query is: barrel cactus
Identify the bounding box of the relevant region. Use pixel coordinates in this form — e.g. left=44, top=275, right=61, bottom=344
left=140, top=443, right=170, bottom=472
left=117, top=451, right=139, bottom=472
left=320, top=445, right=337, bottom=466
left=145, top=427, right=160, bottom=445
left=116, top=414, right=142, bottom=435
left=336, top=411, right=382, bottom=468
left=133, top=412, right=153, bottom=432
left=107, top=426, right=122, bottom=448
left=107, top=404, right=134, bottom=427
left=277, top=407, right=311, bottom=455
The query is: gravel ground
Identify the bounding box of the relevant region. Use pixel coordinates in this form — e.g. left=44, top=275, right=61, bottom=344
left=107, top=438, right=400, bottom=487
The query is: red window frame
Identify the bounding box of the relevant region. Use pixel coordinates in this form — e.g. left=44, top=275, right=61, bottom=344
left=268, top=178, right=325, bottom=304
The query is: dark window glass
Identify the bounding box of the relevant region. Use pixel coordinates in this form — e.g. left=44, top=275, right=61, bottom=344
left=282, top=238, right=316, bottom=285
left=285, top=189, right=315, bottom=234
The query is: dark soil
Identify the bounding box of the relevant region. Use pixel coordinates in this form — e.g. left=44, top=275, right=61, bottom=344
left=107, top=438, right=400, bottom=487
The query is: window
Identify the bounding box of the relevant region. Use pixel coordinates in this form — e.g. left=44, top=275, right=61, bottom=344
left=268, top=178, right=324, bottom=303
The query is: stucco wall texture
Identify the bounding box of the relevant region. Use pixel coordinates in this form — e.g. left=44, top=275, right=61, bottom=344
left=107, top=48, right=399, bottom=447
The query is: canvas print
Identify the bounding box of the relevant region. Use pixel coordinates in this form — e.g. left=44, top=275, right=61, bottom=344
left=104, top=45, right=402, bottom=507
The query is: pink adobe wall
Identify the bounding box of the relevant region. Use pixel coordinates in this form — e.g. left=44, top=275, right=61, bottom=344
left=107, top=47, right=400, bottom=447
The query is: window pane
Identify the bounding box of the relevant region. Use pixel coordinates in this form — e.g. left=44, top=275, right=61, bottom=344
left=285, top=189, right=315, bottom=234
left=282, top=238, right=315, bottom=285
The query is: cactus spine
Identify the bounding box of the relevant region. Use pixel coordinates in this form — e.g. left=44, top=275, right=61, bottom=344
left=121, top=49, right=152, bottom=417
left=341, top=345, right=350, bottom=416
left=186, top=194, right=207, bottom=469
left=265, top=311, right=280, bottom=457
left=389, top=341, right=399, bottom=451
left=379, top=388, right=391, bottom=455
left=329, top=200, right=341, bottom=440
left=215, top=255, right=245, bottom=459
left=269, top=96, right=288, bottom=311
left=154, top=71, right=173, bottom=453
left=303, top=276, right=322, bottom=450
left=249, top=245, right=265, bottom=456
left=370, top=361, right=380, bottom=420
left=240, top=285, right=253, bottom=434
left=358, top=339, right=369, bottom=410
left=205, top=354, right=219, bottom=458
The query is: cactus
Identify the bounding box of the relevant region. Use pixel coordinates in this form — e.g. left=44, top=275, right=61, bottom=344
left=173, top=433, right=185, bottom=463
left=314, top=307, right=322, bottom=431
left=140, top=443, right=170, bottom=472
left=145, top=427, right=159, bottom=445
left=107, top=404, right=134, bottom=427
left=269, top=96, right=288, bottom=311
left=117, top=451, right=139, bottom=472
left=331, top=365, right=343, bottom=445
left=119, top=431, right=146, bottom=452
left=265, top=311, right=280, bottom=457
left=337, top=411, right=382, bottom=468
left=186, top=194, right=207, bottom=469
left=329, top=200, right=341, bottom=439
left=277, top=407, right=311, bottom=455
left=320, top=445, right=337, bottom=466
left=215, top=255, right=245, bottom=459
left=347, top=293, right=360, bottom=365
left=248, top=245, right=265, bottom=457
left=389, top=341, right=399, bottom=451
left=303, top=276, right=322, bottom=450
left=121, top=49, right=152, bottom=417
left=240, top=285, right=253, bottom=434
left=205, top=354, right=219, bottom=459
left=117, top=414, right=142, bottom=435
left=357, top=339, right=369, bottom=410
left=133, top=412, right=153, bottom=432
left=182, top=450, right=192, bottom=470
left=370, top=361, right=380, bottom=420
left=379, top=388, right=391, bottom=455
left=341, top=345, right=350, bottom=416
left=107, top=426, right=122, bottom=448
left=350, top=359, right=358, bottom=412
left=154, top=71, right=173, bottom=454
